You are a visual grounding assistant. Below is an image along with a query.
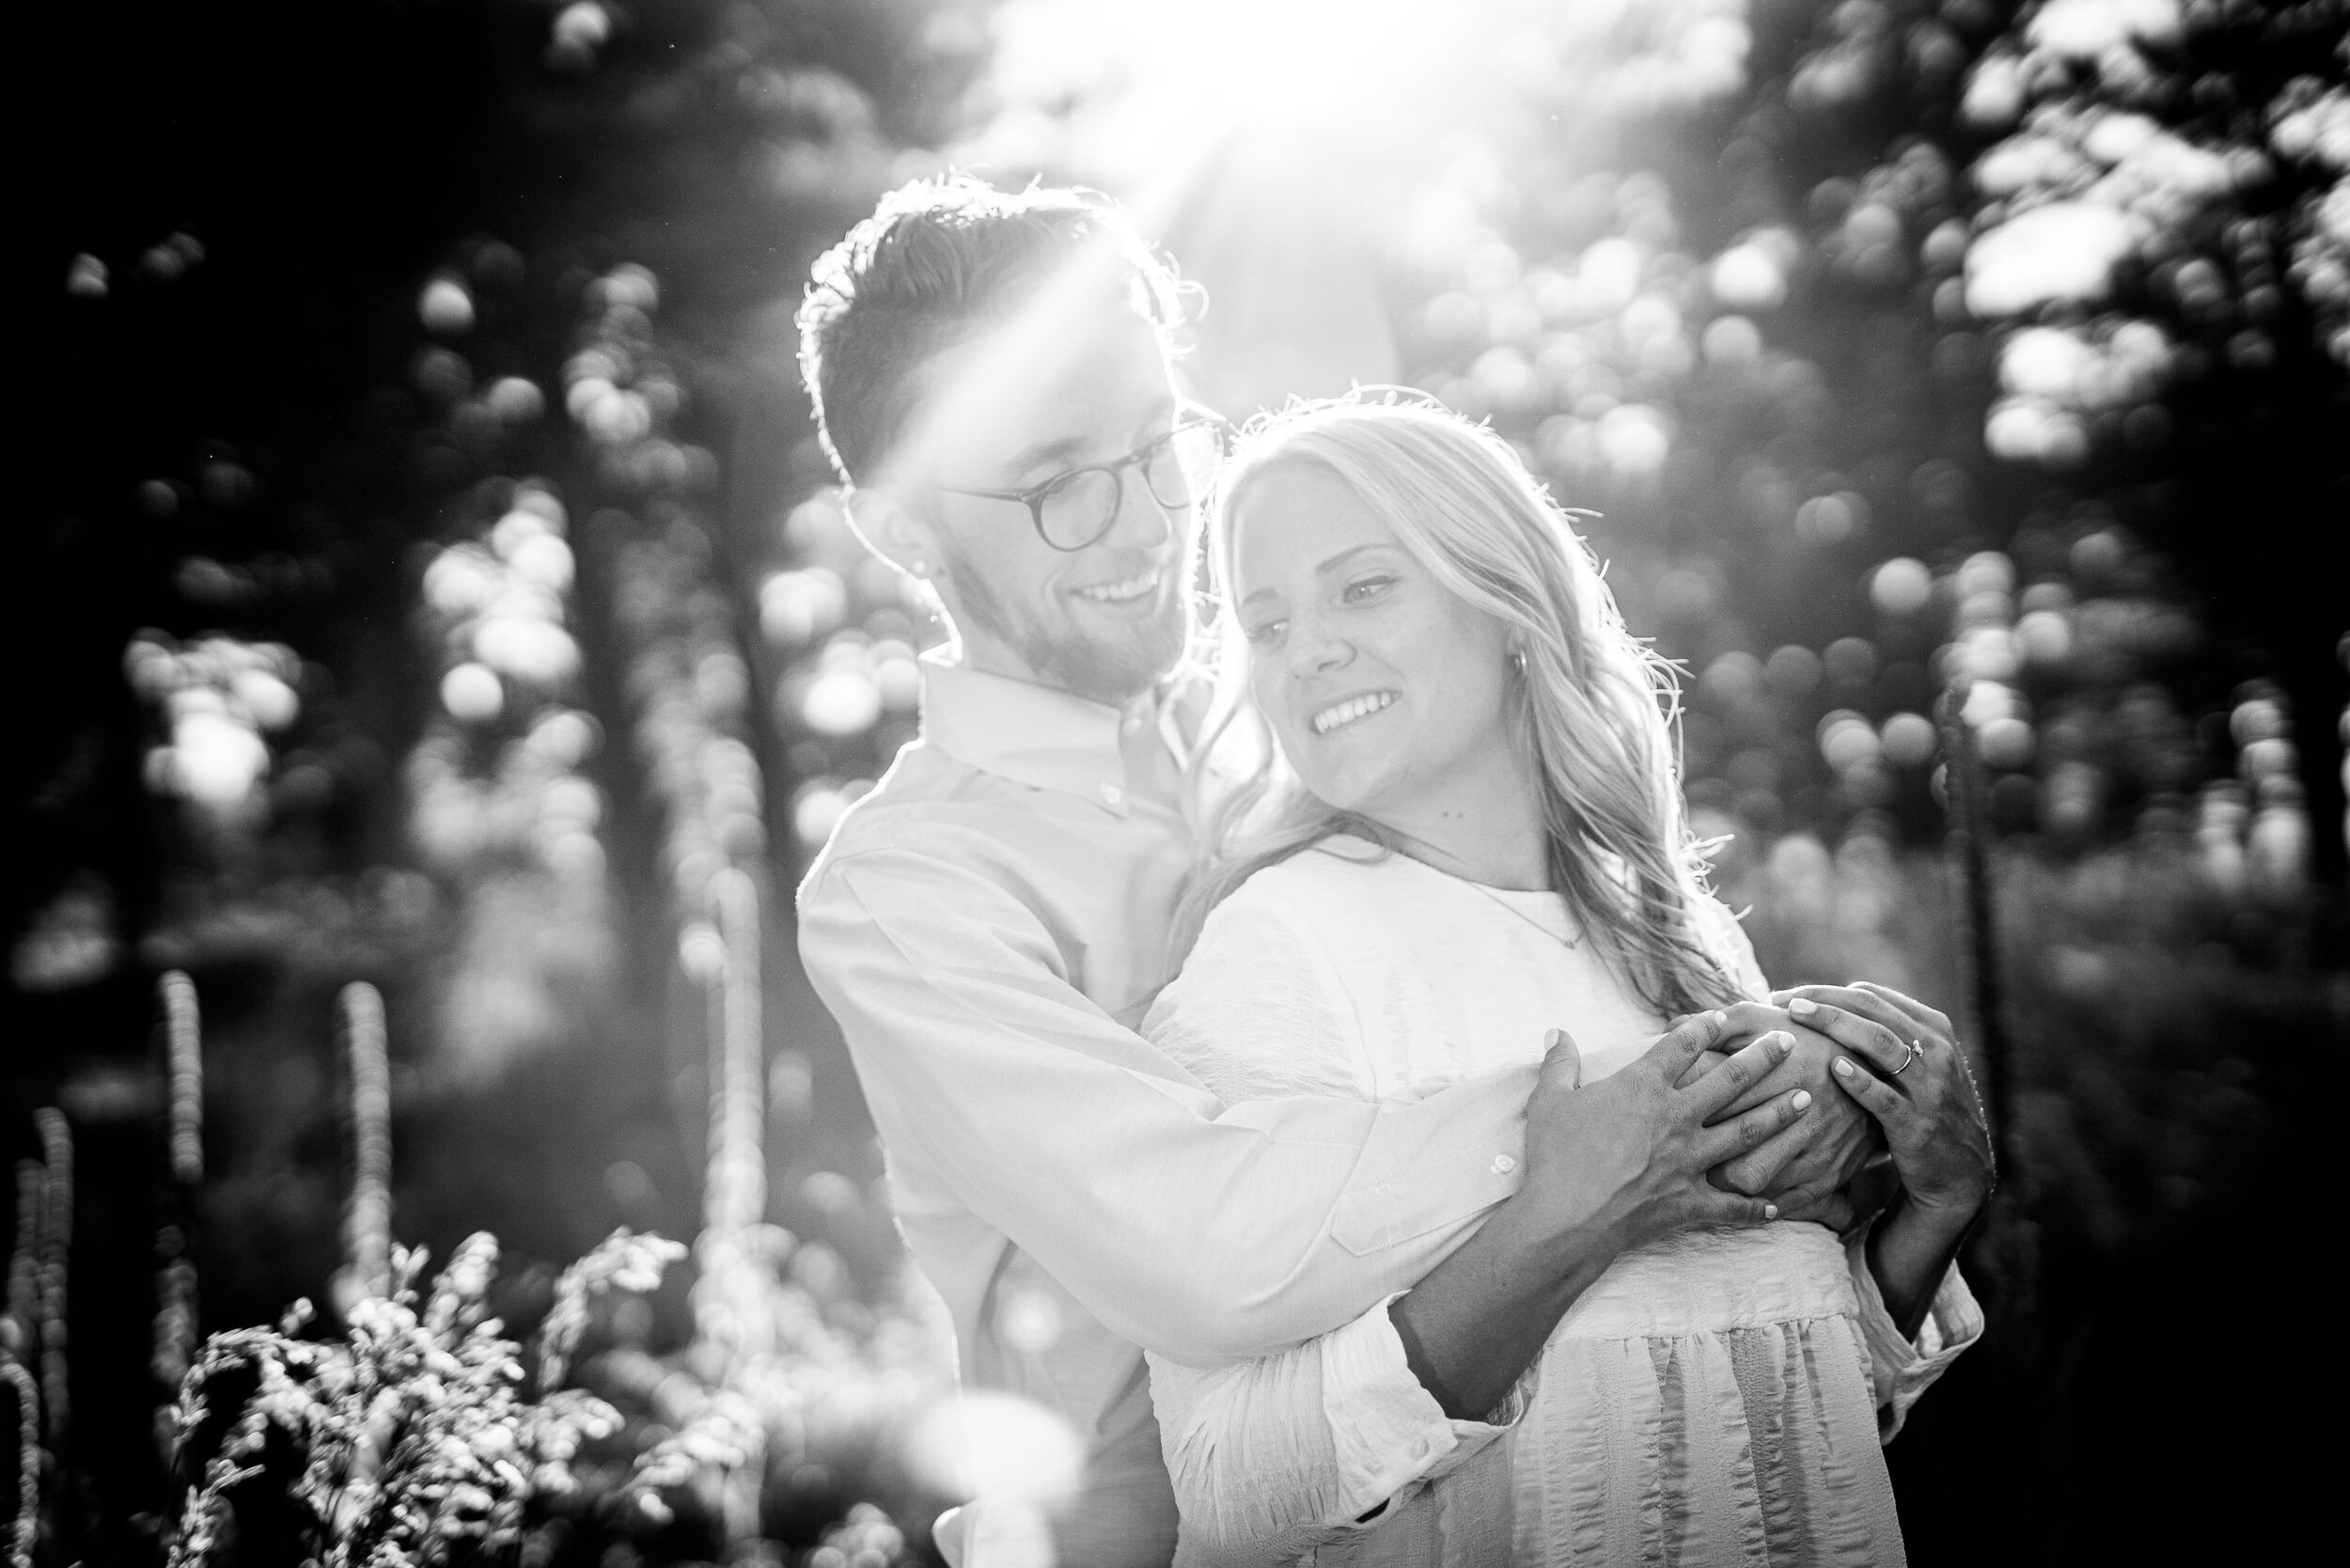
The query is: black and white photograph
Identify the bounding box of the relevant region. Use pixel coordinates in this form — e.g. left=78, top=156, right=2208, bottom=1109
left=9, top=0, right=2344, bottom=1564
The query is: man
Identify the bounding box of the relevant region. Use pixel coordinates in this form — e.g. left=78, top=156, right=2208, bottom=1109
left=792, top=176, right=1875, bottom=1564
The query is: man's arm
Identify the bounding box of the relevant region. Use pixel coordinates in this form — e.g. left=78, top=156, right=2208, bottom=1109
left=799, top=846, right=1534, bottom=1366
left=1849, top=1204, right=1984, bottom=1439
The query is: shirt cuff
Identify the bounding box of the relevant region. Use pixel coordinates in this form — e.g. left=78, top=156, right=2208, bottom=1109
left=1317, top=1291, right=1533, bottom=1530
left=1844, top=1218, right=1985, bottom=1444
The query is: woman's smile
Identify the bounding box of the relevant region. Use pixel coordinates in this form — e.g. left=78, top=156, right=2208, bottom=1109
left=1308, top=690, right=1399, bottom=735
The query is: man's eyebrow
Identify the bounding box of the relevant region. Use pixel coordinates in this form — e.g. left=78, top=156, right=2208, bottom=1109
left=996, top=432, right=1092, bottom=484
left=1127, top=398, right=1177, bottom=445
left=998, top=400, right=1177, bottom=485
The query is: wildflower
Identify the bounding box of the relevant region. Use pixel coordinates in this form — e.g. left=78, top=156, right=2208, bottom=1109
left=165, top=1228, right=680, bottom=1568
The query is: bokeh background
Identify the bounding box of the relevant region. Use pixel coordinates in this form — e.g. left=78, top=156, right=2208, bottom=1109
left=8, top=0, right=2346, bottom=1563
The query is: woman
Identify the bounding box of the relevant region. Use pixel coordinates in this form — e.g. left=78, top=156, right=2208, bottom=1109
left=1143, top=395, right=1990, bottom=1563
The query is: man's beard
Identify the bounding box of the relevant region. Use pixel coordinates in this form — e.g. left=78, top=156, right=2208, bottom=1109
left=945, top=545, right=1189, bottom=706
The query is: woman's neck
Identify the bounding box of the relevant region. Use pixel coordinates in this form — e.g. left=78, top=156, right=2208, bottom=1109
left=1370, top=748, right=1551, bottom=892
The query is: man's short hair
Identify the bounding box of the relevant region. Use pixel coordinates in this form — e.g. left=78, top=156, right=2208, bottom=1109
left=796, top=175, right=1187, bottom=488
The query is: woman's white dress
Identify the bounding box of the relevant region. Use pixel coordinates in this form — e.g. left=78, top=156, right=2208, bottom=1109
left=1142, top=838, right=1979, bottom=1565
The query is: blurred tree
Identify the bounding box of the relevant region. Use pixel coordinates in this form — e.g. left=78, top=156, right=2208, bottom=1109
left=1950, top=0, right=2350, bottom=885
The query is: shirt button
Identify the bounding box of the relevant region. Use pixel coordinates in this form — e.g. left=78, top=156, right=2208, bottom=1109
left=1101, top=783, right=1125, bottom=807
left=1490, top=1153, right=1518, bottom=1176
left=1411, top=1437, right=1435, bottom=1460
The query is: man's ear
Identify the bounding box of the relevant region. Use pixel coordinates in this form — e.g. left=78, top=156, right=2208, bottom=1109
left=844, top=489, right=942, bottom=580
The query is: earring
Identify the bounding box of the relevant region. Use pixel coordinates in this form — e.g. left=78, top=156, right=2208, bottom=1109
left=1509, top=648, right=1527, bottom=671
left=908, top=557, right=932, bottom=579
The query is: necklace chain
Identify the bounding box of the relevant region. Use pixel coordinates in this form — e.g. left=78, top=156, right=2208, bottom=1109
left=1465, top=880, right=1582, bottom=950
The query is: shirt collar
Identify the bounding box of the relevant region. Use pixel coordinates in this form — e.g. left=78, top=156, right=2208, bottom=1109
left=918, top=651, right=1168, bottom=816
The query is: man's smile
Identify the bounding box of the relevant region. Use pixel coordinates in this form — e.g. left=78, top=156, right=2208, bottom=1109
left=1073, top=564, right=1163, bottom=604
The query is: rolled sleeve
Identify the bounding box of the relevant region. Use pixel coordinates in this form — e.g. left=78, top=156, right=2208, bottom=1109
left=1845, top=1219, right=1985, bottom=1443
left=1152, top=1295, right=1529, bottom=1567
left=1323, top=1293, right=1527, bottom=1515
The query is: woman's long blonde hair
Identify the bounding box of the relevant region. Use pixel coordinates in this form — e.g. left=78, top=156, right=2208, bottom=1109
left=1177, top=393, right=1743, bottom=1019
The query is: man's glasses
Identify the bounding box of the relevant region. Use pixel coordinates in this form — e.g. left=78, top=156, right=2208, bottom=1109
left=938, top=413, right=1233, bottom=553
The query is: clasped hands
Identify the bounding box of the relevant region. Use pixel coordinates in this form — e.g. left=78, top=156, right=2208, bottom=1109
left=1515, top=996, right=1889, bottom=1248
left=1515, top=979, right=1988, bottom=1257
left=1510, top=980, right=1994, bottom=1349
left=1672, top=982, right=1996, bottom=1233
left=1681, top=997, right=1888, bottom=1229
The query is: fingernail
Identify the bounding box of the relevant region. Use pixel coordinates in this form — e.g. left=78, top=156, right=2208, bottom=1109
left=1834, top=1058, right=1856, bottom=1077
left=1792, top=1090, right=1812, bottom=1111
left=1788, top=996, right=1816, bottom=1016
left=1544, top=1027, right=1564, bottom=1049
left=1763, top=1203, right=1779, bottom=1220
left=1773, top=1030, right=1794, bottom=1055
left=1706, top=1011, right=1728, bottom=1028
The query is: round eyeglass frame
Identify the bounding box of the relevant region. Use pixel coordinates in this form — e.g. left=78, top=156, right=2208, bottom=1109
left=936, top=413, right=1234, bottom=553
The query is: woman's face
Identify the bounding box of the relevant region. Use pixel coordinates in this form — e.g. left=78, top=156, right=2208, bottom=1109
left=1230, top=461, right=1521, bottom=824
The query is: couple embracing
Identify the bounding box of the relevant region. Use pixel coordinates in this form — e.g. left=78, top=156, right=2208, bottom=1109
left=794, top=176, right=1989, bottom=1566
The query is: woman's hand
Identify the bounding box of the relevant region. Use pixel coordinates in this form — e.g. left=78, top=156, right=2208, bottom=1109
left=1520, top=1011, right=1813, bottom=1258
left=1679, top=1000, right=1883, bottom=1200
left=1778, top=982, right=1995, bottom=1227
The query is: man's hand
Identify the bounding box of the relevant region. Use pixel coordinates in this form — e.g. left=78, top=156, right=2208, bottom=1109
left=1679, top=1000, right=1883, bottom=1200
left=1518, top=1013, right=1810, bottom=1252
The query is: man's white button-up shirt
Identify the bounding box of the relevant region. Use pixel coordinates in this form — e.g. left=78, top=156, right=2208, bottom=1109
left=796, top=655, right=1536, bottom=1565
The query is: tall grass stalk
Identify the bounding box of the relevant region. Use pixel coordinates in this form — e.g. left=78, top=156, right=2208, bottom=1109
left=697, top=868, right=771, bottom=1550
left=162, top=970, right=204, bottom=1187
left=338, top=982, right=393, bottom=1304
left=1935, top=680, right=2013, bottom=1168
left=5, top=1163, right=37, bottom=1360
left=3, top=1158, right=40, bottom=1564
left=708, top=869, right=765, bottom=1247
left=32, top=1110, right=70, bottom=1454
left=2, top=1354, right=37, bottom=1568
left=154, top=971, right=205, bottom=1450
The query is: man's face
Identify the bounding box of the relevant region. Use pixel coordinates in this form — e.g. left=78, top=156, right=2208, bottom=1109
left=899, top=296, right=1196, bottom=706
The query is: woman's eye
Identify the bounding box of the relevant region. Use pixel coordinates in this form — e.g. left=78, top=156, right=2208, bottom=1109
left=1342, top=574, right=1398, bottom=604
left=1240, top=619, right=1285, bottom=646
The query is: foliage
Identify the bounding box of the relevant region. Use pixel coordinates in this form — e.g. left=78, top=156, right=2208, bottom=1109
left=166, top=1231, right=680, bottom=1568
